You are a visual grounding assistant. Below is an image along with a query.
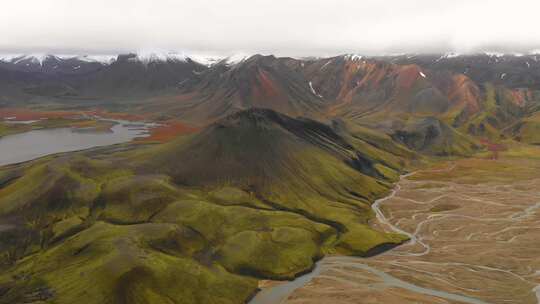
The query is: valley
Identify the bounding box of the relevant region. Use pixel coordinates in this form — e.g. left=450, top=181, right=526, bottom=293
left=0, top=52, right=539, bottom=304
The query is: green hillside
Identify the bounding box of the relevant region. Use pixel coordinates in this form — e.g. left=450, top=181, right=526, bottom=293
left=0, top=109, right=409, bottom=304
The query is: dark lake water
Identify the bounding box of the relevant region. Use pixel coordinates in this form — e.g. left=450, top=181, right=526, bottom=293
left=0, top=121, right=152, bottom=166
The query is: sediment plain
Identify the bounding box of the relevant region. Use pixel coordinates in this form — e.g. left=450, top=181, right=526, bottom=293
left=283, top=147, right=540, bottom=304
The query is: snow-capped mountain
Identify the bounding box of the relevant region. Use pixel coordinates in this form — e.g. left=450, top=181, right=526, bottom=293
left=124, top=51, right=189, bottom=64
left=0, top=54, right=113, bottom=75
left=75, top=55, right=117, bottom=64
left=0, top=54, right=117, bottom=65
left=189, top=55, right=225, bottom=67
left=0, top=51, right=264, bottom=73
left=0, top=51, right=538, bottom=125
left=222, top=53, right=251, bottom=66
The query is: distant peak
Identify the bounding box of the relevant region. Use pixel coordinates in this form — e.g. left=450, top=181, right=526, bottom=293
left=223, top=53, right=252, bottom=65
left=189, top=54, right=225, bottom=67
left=0, top=53, right=116, bottom=65
left=0, top=54, right=50, bottom=65
left=130, top=51, right=189, bottom=64
left=483, top=51, right=506, bottom=57
left=0, top=54, right=24, bottom=63
left=76, top=55, right=117, bottom=64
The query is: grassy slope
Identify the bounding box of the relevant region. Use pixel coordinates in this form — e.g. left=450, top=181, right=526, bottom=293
left=452, top=83, right=524, bottom=141
left=338, top=80, right=536, bottom=157
left=412, top=143, right=540, bottom=183
left=350, top=111, right=480, bottom=156
left=506, top=111, right=540, bottom=144
left=0, top=123, right=27, bottom=137
left=0, top=109, right=409, bottom=304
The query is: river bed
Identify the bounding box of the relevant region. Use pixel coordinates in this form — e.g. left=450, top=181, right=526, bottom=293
left=250, top=157, right=540, bottom=304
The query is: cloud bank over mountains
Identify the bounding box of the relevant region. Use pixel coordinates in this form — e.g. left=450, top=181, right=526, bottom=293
left=1, top=0, right=539, bottom=56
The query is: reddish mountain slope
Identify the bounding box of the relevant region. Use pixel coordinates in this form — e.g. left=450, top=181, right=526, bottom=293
left=143, top=55, right=325, bottom=123
left=296, top=55, right=483, bottom=123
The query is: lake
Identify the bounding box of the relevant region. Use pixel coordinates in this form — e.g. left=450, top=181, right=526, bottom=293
left=0, top=120, right=153, bottom=166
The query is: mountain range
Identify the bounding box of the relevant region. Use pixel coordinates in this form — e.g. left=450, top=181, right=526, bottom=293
left=2, top=51, right=539, bottom=150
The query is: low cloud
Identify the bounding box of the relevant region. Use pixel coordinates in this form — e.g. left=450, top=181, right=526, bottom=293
left=1, top=0, right=539, bottom=56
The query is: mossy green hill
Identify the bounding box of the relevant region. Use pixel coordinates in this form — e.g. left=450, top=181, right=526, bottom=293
left=0, top=109, right=411, bottom=304
left=505, top=111, right=540, bottom=144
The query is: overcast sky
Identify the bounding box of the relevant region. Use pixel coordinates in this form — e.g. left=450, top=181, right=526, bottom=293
left=1, top=0, right=539, bottom=56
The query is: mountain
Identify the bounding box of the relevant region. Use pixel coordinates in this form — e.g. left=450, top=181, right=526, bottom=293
left=0, top=54, right=110, bottom=75
left=144, top=108, right=409, bottom=186
left=295, top=55, right=484, bottom=118
left=0, top=55, right=108, bottom=105
left=71, top=53, right=207, bottom=99
left=0, top=53, right=210, bottom=108
left=293, top=54, right=540, bottom=151
left=375, top=53, right=540, bottom=142
left=0, top=109, right=409, bottom=304
left=142, top=55, right=326, bottom=122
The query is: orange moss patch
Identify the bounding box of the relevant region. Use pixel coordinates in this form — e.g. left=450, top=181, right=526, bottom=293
left=446, top=74, right=481, bottom=115
left=0, top=108, right=80, bottom=120
left=139, top=121, right=200, bottom=142
left=89, top=109, right=147, bottom=121
left=509, top=89, right=531, bottom=107
left=0, top=108, right=147, bottom=122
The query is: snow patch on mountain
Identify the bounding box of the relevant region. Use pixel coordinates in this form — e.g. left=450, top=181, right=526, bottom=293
left=344, top=54, right=362, bottom=61
left=309, top=81, right=323, bottom=98
left=435, top=52, right=461, bottom=62
left=484, top=51, right=505, bottom=57
left=444, top=52, right=461, bottom=58
left=189, top=54, right=225, bottom=67
left=320, top=60, right=333, bottom=70
left=131, top=51, right=189, bottom=64
left=224, top=53, right=251, bottom=65
left=21, top=54, right=49, bottom=65
left=75, top=55, right=117, bottom=64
